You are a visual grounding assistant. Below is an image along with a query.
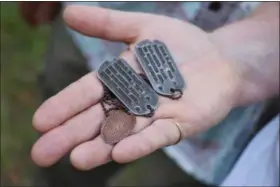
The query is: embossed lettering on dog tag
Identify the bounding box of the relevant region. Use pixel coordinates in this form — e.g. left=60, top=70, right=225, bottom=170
left=101, top=110, right=136, bottom=145
left=97, top=58, right=159, bottom=116
left=135, top=40, right=186, bottom=98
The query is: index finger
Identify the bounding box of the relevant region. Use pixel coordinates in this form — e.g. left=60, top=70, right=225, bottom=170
left=63, top=5, right=150, bottom=43
left=33, top=72, right=104, bottom=132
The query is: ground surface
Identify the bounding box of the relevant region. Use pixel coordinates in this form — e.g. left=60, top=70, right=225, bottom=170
left=1, top=2, right=50, bottom=186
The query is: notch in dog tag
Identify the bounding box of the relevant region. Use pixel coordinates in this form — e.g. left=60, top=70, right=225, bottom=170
left=97, top=58, right=159, bottom=116
left=135, top=40, right=186, bottom=98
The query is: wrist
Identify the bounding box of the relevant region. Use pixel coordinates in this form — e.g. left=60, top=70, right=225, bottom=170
left=208, top=31, right=258, bottom=107
left=209, top=23, right=279, bottom=106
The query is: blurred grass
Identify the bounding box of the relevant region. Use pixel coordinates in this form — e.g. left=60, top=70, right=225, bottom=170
left=1, top=2, right=51, bottom=186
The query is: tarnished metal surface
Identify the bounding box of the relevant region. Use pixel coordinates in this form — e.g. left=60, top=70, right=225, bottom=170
left=97, top=58, right=159, bottom=116
left=101, top=110, right=136, bottom=145
left=135, top=40, right=186, bottom=97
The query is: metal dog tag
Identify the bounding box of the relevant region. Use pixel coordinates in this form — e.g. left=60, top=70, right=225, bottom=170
left=97, top=58, right=159, bottom=116
left=135, top=40, right=186, bottom=97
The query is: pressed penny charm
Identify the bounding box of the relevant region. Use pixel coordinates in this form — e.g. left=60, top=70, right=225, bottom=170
left=101, top=110, right=136, bottom=145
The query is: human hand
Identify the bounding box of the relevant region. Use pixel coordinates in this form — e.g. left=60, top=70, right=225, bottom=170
left=31, top=5, right=242, bottom=170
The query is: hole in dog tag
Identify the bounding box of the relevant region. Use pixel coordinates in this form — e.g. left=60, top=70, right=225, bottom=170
left=135, top=40, right=186, bottom=97
left=97, top=58, right=159, bottom=116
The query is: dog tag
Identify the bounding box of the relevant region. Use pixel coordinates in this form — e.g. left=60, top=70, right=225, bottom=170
left=135, top=40, right=186, bottom=97
left=97, top=58, right=159, bottom=116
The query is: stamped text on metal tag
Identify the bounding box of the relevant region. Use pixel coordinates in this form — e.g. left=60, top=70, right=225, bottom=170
left=97, top=58, right=159, bottom=116
left=135, top=40, right=186, bottom=97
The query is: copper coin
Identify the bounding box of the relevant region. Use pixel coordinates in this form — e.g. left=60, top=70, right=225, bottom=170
left=101, top=110, right=136, bottom=145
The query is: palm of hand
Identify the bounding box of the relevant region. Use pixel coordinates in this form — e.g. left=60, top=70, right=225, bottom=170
left=31, top=5, right=240, bottom=170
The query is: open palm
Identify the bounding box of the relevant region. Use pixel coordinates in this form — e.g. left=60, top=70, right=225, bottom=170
left=31, top=5, right=241, bottom=170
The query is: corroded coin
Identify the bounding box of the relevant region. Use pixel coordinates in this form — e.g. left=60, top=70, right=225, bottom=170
left=101, top=110, right=136, bottom=145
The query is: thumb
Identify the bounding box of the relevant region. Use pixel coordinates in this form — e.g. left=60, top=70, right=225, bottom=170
left=63, top=5, right=150, bottom=43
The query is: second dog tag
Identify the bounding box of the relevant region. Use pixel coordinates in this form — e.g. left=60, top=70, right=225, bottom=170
left=135, top=40, right=186, bottom=98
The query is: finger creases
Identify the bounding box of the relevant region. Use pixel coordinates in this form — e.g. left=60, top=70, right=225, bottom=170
left=33, top=72, right=103, bottom=132
left=112, top=119, right=182, bottom=163
left=70, top=136, right=113, bottom=170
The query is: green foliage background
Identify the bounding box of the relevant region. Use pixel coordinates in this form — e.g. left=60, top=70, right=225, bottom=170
left=1, top=2, right=50, bottom=185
